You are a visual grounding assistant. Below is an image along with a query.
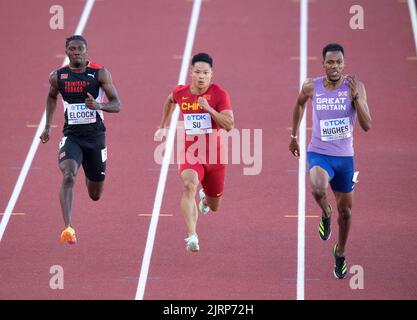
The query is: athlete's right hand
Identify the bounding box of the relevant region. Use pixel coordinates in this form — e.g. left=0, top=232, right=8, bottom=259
left=154, top=127, right=167, bottom=141
left=289, top=138, right=300, bottom=157
left=40, top=127, right=51, bottom=144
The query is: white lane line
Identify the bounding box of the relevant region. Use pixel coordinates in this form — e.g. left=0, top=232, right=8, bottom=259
left=408, top=0, right=417, bottom=55
left=0, top=0, right=96, bottom=242
left=297, top=0, right=308, bottom=301
left=134, top=0, right=202, bottom=300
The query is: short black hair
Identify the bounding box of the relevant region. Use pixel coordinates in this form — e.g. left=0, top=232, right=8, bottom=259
left=322, top=43, right=344, bottom=59
left=66, top=35, right=87, bottom=48
left=191, top=52, right=213, bottom=67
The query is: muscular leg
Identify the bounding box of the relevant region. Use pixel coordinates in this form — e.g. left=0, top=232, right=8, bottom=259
left=309, top=166, right=333, bottom=217
left=59, top=159, right=79, bottom=227
left=85, top=178, right=104, bottom=201
left=180, top=169, right=200, bottom=237
left=333, top=191, right=353, bottom=256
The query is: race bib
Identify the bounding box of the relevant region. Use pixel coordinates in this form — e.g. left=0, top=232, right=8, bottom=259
left=320, top=117, right=352, bottom=141
left=66, top=103, right=97, bottom=125
left=184, top=113, right=212, bottom=135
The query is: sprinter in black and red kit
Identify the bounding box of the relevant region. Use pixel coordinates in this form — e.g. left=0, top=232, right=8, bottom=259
left=40, top=35, right=121, bottom=244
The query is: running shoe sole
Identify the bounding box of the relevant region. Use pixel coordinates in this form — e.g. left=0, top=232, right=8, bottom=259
left=61, top=227, right=77, bottom=244
left=185, top=235, right=200, bottom=252
left=198, top=188, right=210, bottom=215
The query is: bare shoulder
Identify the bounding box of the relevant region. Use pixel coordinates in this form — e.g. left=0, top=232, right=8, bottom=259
left=98, top=67, right=112, bottom=82
left=303, top=78, right=314, bottom=88
left=357, top=80, right=368, bottom=100
left=49, top=70, right=58, bottom=86
left=302, top=78, right=315, bottom=96
left=356, top=80, right=366, bottom=88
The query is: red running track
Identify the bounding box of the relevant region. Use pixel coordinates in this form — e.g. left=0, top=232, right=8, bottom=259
left=0, top=0, right=416, bottom=300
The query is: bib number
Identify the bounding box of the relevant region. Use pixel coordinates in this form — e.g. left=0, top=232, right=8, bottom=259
left=320, top=117, right=352, bottom=141
left=184, top=113, right=212, bottom=135
left=67, top=103, right=96, bottom=125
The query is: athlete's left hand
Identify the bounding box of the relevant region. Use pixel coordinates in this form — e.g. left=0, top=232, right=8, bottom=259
left=40, top=127, right=51, bottom=144
left=85, top=92, right=102, bottom=110
left=346, top=75, right=359, bottom=100
left=289, top=138, right=300, bottom=157
left=198, top=96, right=211, bottom=111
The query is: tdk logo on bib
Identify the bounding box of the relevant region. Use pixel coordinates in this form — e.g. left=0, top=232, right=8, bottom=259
left=65, top=103, right=97, bottom=125
left=186, top=114, right=208, bottom=121
left=70, top=104, right=87, bottom=111
left=324, top=119, right=346, bottom=127
left=184, top=113, right=212, bottom=135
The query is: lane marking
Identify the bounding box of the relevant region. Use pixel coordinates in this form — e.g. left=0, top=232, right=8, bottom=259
left=285, top=215, right=318, bottom=218
left=408, top=0, right=417, bottom=55
left=26, top=123, right=57, bottom=128
left=0, top=213, right=25, bottom=216
left=290, top=56, right=317, bottom=60
left=10, top=166, right=41, bottom=171
left=297, top=0, right=308, bottom=301
left=0, top=0, right=96, bottom=242
left=291, top=0, right=316, bottom=3
left=138, top=214, right=173, bottom=217
left=283, top=278, right=320, bottom=281
left=135, top=0, right=202, bottom=301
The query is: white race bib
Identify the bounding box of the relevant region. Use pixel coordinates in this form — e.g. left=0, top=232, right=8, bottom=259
left=66, top=103, right=97, bottom=125
left=320, top=117, right=352, bottom=141
left=184, top=113, right=212, bottom=135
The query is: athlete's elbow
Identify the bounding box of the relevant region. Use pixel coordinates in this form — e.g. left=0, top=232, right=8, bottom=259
left=47, top=93, right=58, bottom=102
left=113, top=100, right=121, bottom=113
left=362, top=121, right=372, bottom=132
left=224, top=120, right=234, bottom=131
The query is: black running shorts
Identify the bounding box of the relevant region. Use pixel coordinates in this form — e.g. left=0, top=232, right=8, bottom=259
left=58, top=133, right=107, bottom=182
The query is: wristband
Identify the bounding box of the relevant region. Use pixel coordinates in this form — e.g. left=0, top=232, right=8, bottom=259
left=291, top=134, right=297, bottom=139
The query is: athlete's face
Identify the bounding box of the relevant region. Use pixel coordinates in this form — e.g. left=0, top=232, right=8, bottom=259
left=66, top=40, right=88, bottom=68
left=323, top=51, right=344, bottom=82
left=190, top=62, right=212, bottom=90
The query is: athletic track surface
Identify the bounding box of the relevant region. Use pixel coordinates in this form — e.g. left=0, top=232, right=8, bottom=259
left=0, top=0, right=416, bottom=301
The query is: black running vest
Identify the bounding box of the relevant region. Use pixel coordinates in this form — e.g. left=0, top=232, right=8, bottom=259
left=56, top=61, right=106, bottom=136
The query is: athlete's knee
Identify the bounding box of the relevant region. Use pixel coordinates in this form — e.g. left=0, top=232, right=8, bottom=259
left=209, top=202, right=220, bottom=212
left=62, top=170, right=77, bottom=188
left=206, top=196, right=222, bottom=212
left=338, top=206, right=352, bottom=220
left=87, top=181, right=103, bottom=201
left=88, top=190, right=101, bottom=201
left=311, top=186, right=327, bottom=200
left=183, top=179, right=198, bottom=195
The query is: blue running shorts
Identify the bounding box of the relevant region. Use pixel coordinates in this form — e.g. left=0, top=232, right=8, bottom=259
left=307, top=152, right=356, bottom=193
